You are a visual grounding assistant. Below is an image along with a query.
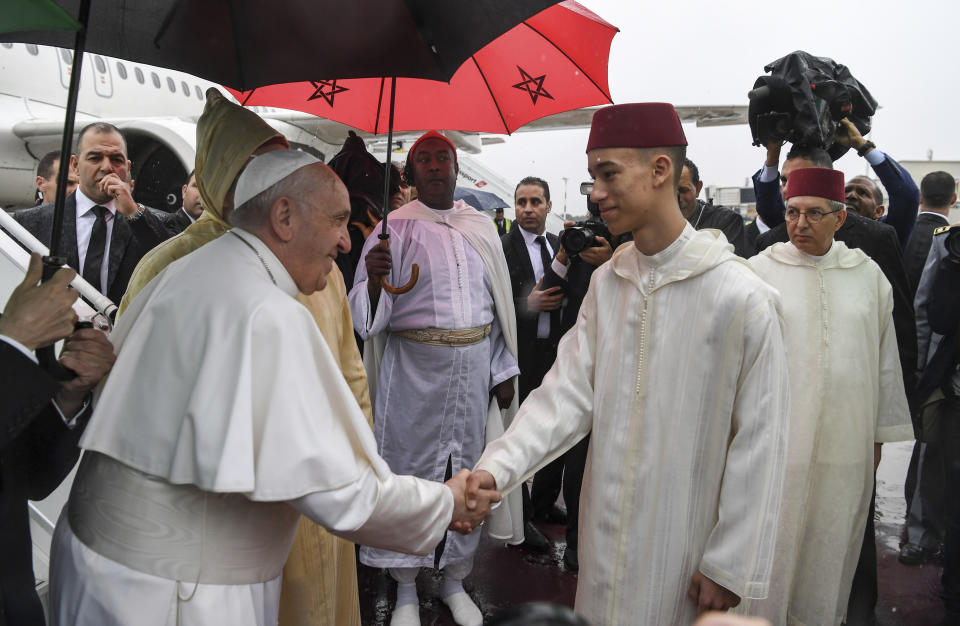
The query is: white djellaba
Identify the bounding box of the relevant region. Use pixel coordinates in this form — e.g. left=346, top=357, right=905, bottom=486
left=477, top=224, right=791, bottom=625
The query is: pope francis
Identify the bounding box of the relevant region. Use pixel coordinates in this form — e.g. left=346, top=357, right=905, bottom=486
left=47, top=150, right=498, bottom=626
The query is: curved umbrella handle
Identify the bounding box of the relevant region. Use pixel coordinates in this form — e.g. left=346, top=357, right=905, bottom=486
left=382, top=264, right=419, bottom=294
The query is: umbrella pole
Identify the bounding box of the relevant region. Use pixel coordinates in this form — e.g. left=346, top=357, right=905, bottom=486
left=380, top=76, right=418, bottom=294
left=48, top=0, right=90, bottom=267
left=40, top=0, right=92, bottom=380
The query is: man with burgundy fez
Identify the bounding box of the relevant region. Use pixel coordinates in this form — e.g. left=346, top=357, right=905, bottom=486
left=743, top=168, right=912, bottom=624
left=468, top=103, right=791, bottom=624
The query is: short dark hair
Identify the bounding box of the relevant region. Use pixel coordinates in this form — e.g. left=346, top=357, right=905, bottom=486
left=636, top=145, right=687, bottom=187
left=185, top=169, right=196, bottom=184
left=515, top=176, right=550, bottom=202
left=37, top=150, right=61, bottom=179
left=76, top=122, right=126, bottom=153
left=920, top=171, right=956, bottom=209
left=784, top=145, right=832, bottom=169
left=683, top=158, right=700, bottom=187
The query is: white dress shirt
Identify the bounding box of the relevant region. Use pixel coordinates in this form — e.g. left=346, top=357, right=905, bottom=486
left=518, top=225, right=554, bottom=339
left=74, top=189, right=117, bottom=295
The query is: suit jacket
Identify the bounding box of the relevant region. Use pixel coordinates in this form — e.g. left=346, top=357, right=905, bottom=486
left=755, top=211, right=918, bottom=392
left=502, top=227, right=561, bottom=399
left=904, top=212, right=950, bottom=297
left=743, top=221, right=760, bottom=257
left=0, top=340, right=88, bottom=626
left=166, top=208, right=194, bottom=236
left=689, top=200, right=749, bottom=257
left=12, top=193, right=173, bottom=304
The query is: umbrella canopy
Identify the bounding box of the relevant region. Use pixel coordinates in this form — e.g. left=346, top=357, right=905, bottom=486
left=0, top=0, right=81, bottom=32
left=226, top=1, right=617, bottom=134
left=455, top=187, right=510, bottom=211
left=0, top=0, right=558, bottom=89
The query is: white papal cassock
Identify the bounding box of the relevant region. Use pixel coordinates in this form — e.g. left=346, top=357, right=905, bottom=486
left=48, top=229, right=454, bottom=626
left=476, top=224, right=790, bottom=625
left=740, top=241, right=912, bottom=625
left=349, top=199, right=521, bottom=569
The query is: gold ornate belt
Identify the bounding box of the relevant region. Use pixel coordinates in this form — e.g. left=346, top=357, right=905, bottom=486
left=393, top=324, right=492, bottom=347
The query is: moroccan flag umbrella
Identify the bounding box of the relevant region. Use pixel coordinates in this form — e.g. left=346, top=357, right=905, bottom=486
left=225, top=0, right=618, bottom=292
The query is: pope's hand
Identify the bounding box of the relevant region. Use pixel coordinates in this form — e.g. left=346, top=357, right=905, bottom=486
left=688, top=571, right=741, bottom=615
left=0, top=253, right=78, bottom=350
left=446, top=469, right=500, bottom=534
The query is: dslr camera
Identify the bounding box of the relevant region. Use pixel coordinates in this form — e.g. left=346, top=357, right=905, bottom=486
left=559, top=182, right=612, bottom=256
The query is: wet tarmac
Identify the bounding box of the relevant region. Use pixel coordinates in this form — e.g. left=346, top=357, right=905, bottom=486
left=358, top=441, right=945, bottom=625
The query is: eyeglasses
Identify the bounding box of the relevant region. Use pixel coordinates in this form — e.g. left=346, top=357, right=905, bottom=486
left=784, top=208, right=841, bottom=224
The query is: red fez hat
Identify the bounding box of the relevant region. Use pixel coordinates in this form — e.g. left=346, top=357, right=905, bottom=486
left=586, top=103, right=687, bottom=152
left=783, top=167, right=845, bottom=203
left=410, top=130, right=457, bottom=159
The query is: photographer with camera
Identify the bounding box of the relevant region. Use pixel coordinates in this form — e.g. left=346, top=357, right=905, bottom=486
left=914, top=224, right=960, bottom=624
left=752, top=118, right=919, bottom=250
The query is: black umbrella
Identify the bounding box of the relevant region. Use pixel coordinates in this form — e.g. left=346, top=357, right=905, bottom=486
left=1, top=0, right=560, bottom=288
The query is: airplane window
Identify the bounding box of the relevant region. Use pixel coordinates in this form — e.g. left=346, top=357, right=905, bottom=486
left=135, top=67, right=144, bottom=84
left=117, top=62, right=128, bottom=80
left=194, top=85, right=203, bottom=100
left=60, top=49, right=72, bottom=62
left=167, top=77, right=176, bottom=93
left=26, top=44, right=39, bottom=56
left=181, top=81, right=189, bottom=97
left=94, top=56, right=106, bottom=73
left=151, top=72, right=160, bottom=88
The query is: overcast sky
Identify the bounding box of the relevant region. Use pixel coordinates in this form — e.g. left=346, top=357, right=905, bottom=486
left=473, top=0, right=959, bottom=216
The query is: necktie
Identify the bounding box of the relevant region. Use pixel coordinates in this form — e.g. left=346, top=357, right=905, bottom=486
left=83, top=205, right=108, bottom=293
left=534, top=235, right=552, bottom=277
left=534, top=235, right=558, bottom=337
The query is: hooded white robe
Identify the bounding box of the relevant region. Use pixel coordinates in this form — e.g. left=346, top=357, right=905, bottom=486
left=741, top=241, right=913, bottom=625
left=349, top=200, right=521, bottom=569
left=48, top=229, right=453, bottom=626
left=476, top=225, right=790, bottom=625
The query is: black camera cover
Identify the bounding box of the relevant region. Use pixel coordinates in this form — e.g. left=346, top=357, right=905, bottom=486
left=748, top=51, right=878, bottom=159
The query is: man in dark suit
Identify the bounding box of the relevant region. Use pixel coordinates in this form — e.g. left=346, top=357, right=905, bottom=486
left=501, top=176, right=564, bottom=552
left=0, top=253, right=115, bottom=626
left=13, top=123, right=173, bottom=305
left=900, top=171, right=956, bottom=568
left=905, top=172, right=955, bottom=296
left=165, top=169, right=204, bottom=235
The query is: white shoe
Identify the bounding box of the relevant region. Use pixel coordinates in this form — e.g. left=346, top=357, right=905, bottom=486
left=390, top=603, right=421, bottom=626
left=442, top=591, right=483, bottom=626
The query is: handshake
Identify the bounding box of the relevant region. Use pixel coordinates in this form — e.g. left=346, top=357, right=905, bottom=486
left=444, top=469, right=499, bottom=534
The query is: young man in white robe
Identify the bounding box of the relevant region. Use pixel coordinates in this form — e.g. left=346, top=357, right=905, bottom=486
left=48, top=150, right=499, bottom=626
left=466, top=103, right=791, bottom=625
left=349, top=131, right=521, bottom=626
left=740, top=167, right=913, bottom=625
